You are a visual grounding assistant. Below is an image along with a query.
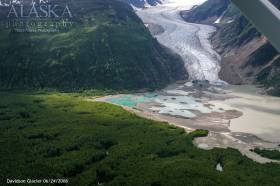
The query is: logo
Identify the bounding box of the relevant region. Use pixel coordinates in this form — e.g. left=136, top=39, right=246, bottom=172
left=0, top=0, right=75, bottom=32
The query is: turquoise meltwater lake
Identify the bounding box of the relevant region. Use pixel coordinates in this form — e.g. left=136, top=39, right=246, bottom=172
left=106, top=94, right=156, bottom=107
left=106, top=92, right=224, bottom=119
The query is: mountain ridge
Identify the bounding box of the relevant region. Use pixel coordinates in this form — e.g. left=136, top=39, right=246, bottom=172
left=181, top=0, right=280, bottom=96
left=121, top=0, right=162, bottom=8
left=0, top=0, right=187, bottom=91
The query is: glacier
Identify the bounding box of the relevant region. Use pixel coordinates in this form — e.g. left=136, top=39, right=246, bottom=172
left=136, top=0, right=225, bottom=84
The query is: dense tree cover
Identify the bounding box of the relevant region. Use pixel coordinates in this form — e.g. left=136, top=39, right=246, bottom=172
left=0, top=0, right=186, bottom=91
left=1, top=91, right=280, bottom=186
left=253, top=148, right=280, bottom=161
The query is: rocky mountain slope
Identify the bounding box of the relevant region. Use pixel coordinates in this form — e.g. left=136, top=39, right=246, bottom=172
left=182, top=0, right=280, bottom=96
left=122, top=0, right=162, bottom=8
left=0, top=0, right=186, bottom=91
left=181, top=0, right=231, bottom=24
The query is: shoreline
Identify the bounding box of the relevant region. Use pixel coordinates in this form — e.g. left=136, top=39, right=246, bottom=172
left=91, top=94, right=280, bottom=164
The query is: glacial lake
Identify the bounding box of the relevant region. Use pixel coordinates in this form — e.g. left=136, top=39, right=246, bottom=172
left=106, top=85, right=280, bottom=143
left=210, top=85, right=280, bottom=143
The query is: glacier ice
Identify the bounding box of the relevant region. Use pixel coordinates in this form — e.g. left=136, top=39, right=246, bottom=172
left=136, top=0, right=225, bottom=85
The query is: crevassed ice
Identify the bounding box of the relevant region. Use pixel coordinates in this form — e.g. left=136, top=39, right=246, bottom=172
left=136, top=0, right=225, bottom=84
